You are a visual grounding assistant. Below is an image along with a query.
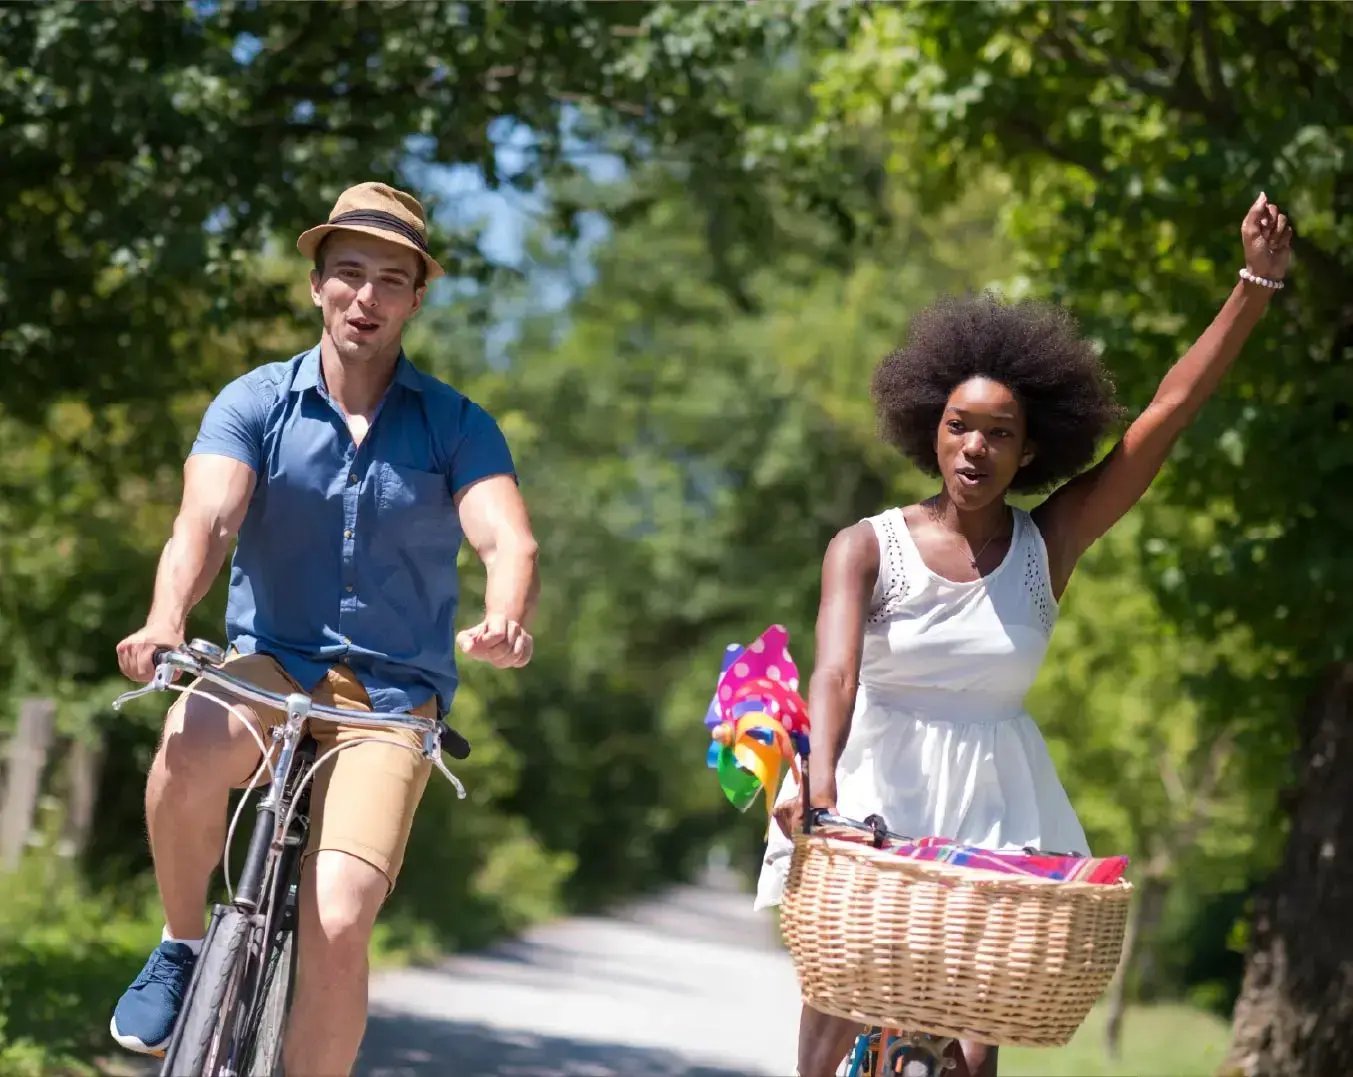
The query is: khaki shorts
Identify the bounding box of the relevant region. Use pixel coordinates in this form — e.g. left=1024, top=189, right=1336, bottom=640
left=171, top=651, right=433, bottom=890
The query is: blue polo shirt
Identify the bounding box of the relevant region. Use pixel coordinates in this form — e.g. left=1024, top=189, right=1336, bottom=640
left=190, top=344, right=515, bottom=716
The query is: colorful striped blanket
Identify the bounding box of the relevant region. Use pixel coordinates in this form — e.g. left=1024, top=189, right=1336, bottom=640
left=834, top=833, right=1128, bottom=884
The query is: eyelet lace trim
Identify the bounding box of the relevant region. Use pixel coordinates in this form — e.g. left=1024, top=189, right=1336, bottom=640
left=1024, top=542, right=1056, bottom=635
left=867, top=512, right=909, bottom=624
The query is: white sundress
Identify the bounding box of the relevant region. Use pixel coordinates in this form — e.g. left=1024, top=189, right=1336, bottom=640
left=755, top=506, right=1089, bottom=910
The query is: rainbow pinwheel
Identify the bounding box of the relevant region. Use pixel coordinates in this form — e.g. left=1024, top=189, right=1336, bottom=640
left=703, top=624, right=811, bottom=814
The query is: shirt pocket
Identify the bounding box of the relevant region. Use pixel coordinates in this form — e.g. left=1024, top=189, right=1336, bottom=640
left=376, top=461, right=455, bottom=548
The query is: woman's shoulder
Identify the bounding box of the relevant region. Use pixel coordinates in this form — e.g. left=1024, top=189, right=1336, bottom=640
left=818, top=518, right=881, bottom=584
left=829, top=517, right=881, bottom=558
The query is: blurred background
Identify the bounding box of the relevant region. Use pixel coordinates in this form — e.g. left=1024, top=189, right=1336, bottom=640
left=1, top=2, right=1350, bottom=1075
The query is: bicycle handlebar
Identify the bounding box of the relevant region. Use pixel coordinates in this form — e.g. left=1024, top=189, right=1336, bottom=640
left=805, top=807, right=907, bottom=847
left=122, top=643, right=471, bottom=760
left=803, top=806, right=1087, bottom=858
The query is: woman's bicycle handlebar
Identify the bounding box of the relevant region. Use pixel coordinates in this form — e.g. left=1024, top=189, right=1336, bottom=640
left=114, top=640, right=472, bottom=760
left=804, top=807, right=909, bottom=847
left=797, top=757, right=1085, bottom=857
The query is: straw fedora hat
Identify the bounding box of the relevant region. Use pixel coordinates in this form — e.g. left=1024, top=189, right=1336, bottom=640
left=296, top=181, right=444, bottom=280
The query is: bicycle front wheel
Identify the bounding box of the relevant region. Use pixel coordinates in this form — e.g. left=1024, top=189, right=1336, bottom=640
left=244, top=928, right=295, bottom=1075
left=160, top=905, right=252, bottom=1076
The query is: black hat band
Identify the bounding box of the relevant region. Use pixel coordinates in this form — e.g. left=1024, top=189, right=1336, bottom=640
left=327, top=209, right=429, bottom=253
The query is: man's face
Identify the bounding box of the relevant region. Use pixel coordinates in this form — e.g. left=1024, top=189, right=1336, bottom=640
left=310, top=232, right=425, bottom=361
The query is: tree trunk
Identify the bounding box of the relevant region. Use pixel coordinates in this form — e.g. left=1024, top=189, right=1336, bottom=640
left=1103, top=884, right=1144, bottom=1060
left=1223, top=661, right=1353, bottom=1076
left=1104, top=870, right=1169, bottom=1059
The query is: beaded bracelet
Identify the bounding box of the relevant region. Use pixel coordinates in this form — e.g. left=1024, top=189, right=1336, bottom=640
left=1240, top=267, right=1285, bottom=290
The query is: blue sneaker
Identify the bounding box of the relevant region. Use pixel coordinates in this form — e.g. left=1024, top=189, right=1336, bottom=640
left=109, top=941, right=197, bottom=1054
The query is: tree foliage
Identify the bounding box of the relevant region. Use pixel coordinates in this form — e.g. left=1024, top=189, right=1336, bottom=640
left=0, top=0, right=855, bottom=413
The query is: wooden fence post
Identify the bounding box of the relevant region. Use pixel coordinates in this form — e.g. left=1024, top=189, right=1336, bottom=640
left=0, top=698, right=57, bottom=870
left=61, top=734, right=105, bottom=857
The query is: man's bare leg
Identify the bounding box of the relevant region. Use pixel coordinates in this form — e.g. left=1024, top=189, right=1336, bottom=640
left=283, top=850, right=387, bottom=1076
left=147, top=691, right=269, bottom=939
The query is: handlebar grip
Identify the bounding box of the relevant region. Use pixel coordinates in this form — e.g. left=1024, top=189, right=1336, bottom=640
left=151, top=646, right=173, bottom=665
left=438, top=721, right=471, bottom=760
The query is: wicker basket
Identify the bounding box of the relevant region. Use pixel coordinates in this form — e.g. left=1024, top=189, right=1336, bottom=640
left=780, top=831, right=1132, bottom=1047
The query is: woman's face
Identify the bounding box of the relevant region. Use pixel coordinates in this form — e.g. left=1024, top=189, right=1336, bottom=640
left=934, top=377, right=1035, bottom=509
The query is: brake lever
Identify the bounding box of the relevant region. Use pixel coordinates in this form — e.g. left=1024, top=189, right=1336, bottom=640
left=421, top=727, right=467, bottom=799
left=430, top=753, right=467, bottom=800
left=111, top=660, right=177, bottom=711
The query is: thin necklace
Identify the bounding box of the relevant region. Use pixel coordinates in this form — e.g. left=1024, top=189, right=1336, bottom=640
left=966, top=525, right=1004, bottom=569
left=926, top=499, right=1011, bottom=569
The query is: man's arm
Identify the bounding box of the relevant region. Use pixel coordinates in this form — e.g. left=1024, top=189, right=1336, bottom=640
left=116, top=454, right=256, bottom=682
left=454, top=474, right=539, bottom=668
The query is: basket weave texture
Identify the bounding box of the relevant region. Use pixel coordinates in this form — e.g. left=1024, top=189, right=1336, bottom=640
left=780, top=831, right=1132, bottom=1046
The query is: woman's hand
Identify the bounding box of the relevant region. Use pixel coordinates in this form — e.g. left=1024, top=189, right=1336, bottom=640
left=773, top=773, right=838, bottom=839
left=772, top=794, right=804, bottom=839
left=1243, top=192, right=1292, bottom=281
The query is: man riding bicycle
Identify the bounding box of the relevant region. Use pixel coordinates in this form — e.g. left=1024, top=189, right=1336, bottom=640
left=109, top=181, right=540, bottom=1076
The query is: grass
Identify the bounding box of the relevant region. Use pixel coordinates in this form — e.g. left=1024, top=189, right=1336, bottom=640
left=0, top=857, right=162, bottom=1077
left=1001, top=1002, right=1230, bottom=1076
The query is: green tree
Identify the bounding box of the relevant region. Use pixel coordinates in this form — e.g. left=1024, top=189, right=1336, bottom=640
left=1, top=0, right=855, bottom=415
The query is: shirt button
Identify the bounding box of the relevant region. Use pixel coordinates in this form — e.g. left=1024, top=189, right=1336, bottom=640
left=341, top=635, right=350, bottom=645
left=345, top=585, right=354, bottom=593
left=344, top=529, right=353, bottom=539
left=348, top=473, right=358, bottom=485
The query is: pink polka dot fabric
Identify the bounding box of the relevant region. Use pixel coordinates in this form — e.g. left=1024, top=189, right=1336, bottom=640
left=712, top=624, right=810, bottom=739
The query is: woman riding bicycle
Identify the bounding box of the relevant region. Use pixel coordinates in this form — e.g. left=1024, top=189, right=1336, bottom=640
left=761, top=195, right=1291, bottom=1077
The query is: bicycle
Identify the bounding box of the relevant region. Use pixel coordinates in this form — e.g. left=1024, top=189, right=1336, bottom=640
left=112, top=639, right=472, bottom=1076
left=842, top=1028, right=955, bottom=1077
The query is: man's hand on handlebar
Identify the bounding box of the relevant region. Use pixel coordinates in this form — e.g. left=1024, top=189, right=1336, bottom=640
left=116, top=623, right=184, bottom=683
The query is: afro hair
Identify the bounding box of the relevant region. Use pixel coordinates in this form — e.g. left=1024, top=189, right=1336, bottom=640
left=871, top=293, right=1124, bottom=492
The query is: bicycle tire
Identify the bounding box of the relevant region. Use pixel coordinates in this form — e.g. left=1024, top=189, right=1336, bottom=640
left=245, top=928, right=295, bottom=1075
left=159, top=905, right=251, bottom=1076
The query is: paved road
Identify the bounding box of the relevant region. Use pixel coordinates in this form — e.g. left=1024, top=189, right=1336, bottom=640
left=357, top=872, right=802, bottom=1077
